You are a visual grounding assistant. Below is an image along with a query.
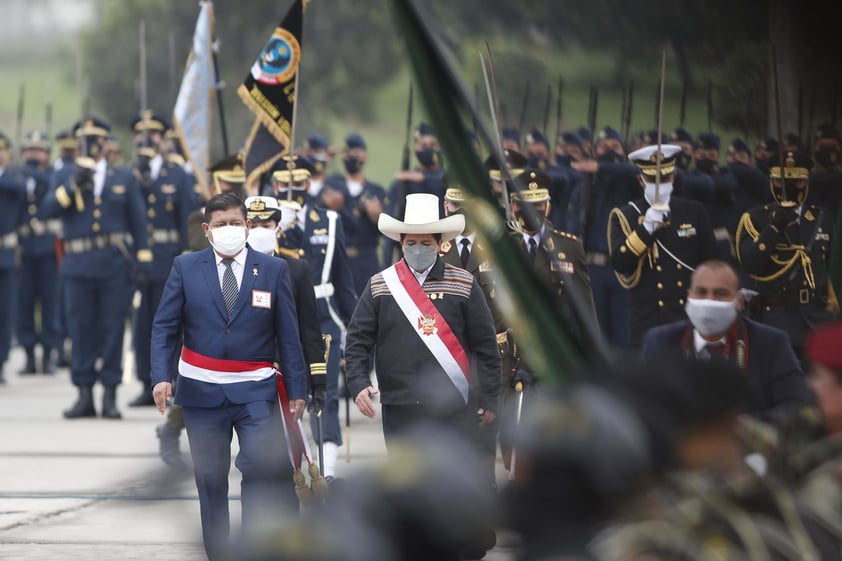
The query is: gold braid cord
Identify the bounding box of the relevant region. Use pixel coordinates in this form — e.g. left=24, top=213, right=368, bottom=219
left=736, top=213, right=815, bottom=288
left=608, top=207, right=647, bottom=289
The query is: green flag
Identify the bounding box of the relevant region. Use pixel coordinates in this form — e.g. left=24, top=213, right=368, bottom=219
left=388, top=0, right=609, bottom=388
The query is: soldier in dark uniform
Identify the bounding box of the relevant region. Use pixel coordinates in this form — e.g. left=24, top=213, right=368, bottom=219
left=608, top=144, right=720, bottom=349
left=17, top=131, right=61, bottom=375
left=321, top=133, right=386, bottom=295
left=128, top=112, right=195, bottom=406
left=52, top=130, right=77, bottom=172
left=669, top=128, right=694, bottom=172
left=525, top=129, right=583, bottom=232
left=43, top=117, right=151, bottom=419
left=485, top=148, right=528, bottom=219
left=0, top=132, right=27, bottom=384
left=386, top=123, right=447, bottom=220
left=51, top=129, right=77, bottom=369
left=570, top=127, right=640, bottom=350
left=302, top=133, right=333, bottom=203
left=808, top=123, right=842, bottom=217
left=273, top=156, right=357, bottom=479
left=754, top=137, right=779, bottom=175
left=736, top=151, right=839, bottom=364
left=502, top=127, right=521, bottom=152
left=726, top=138, right=771, bottom=214
left=509, top=169, right=598, bottom=356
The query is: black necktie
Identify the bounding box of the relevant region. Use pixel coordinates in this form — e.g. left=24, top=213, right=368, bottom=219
left=700, top=342, right=724, bottom=360
left=528, top=237, right=538, bottom=265
left=460, top=238, right=470, bottom=268
left=221, top=258, right=238, bottom=317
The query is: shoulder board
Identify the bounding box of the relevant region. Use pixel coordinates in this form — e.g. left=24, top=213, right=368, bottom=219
left=551, top=229, right=579, bottom=241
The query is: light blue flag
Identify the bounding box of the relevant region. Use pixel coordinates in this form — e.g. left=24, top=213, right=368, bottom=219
left=172, top=0, right=215, bottom=197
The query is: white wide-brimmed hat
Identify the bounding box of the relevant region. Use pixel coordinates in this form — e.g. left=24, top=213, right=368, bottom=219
left=378, top=193, right=465, bottom=242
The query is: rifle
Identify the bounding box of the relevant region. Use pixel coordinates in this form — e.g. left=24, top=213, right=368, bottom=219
left=624, top=80, right=634, bottom=146
left=212, top=38, right=230, bottom=157
left=555, top=75, right=563, bottom=143
left=620, top=83, right=627, bottom=137
left=542, top=83, right=551, bottom=138
left=15, top=82, right=25, bottom=150
left=578, top=86, right=597, bottom=236
left=679, top=78, right=687, bottom=128
left=45, top=80, right=53, bottom=139
left=518, top=82, right=530, bottom=136
left=389, top=83, right=414, bottom=264
left=706, top=79, right=713, bottom=132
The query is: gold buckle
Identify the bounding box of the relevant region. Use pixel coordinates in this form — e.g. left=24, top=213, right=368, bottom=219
left=800, top=288, right=810, bottom=304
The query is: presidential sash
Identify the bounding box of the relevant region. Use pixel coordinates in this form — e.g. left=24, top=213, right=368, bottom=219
left=381, top=260, right=471, bottom=403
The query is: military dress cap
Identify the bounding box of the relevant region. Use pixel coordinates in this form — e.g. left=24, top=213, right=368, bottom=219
left=55, top=129, right=76, bottom=150
left=306, top=133, right=329, bottom=151
left=576, top=126, right=592, bottom=142
left=345, top=132, right=366, bottom=150
left=759, top=137, right=779, bottom=152
left=628, top=144, right=682, bottom=177
left=768, top=151, right=813, bottom=179
left=728, top=138, right=751, bottom=155
left=442, top=173, right=466, bottom=203
left=0, top=132, right=9, bottom=150
left=21, top=130, right=51, bottom=151
left=208, top=153, right=245, bottom=183
left=72, top=116, right=111, bottom=138
left=511, top=169, right=551, bottom=203
left=130, top=110, right=171, bottom=133
left=815, top=122, right=841, bottom=142
left=695, top=132, right=720, bottom=150
left=669, top=127, right=694, bottom=145
left=272, top=154, right=315, bottom=184
left=502, top=127, right=521, bottom=145
left=598, top=126, right=623, bottom=144
left=415, top=122, right=436, bottom=138
left=484, top=149, right=528, bottom=181
left=805, top=321, right=842, bottom=373
left=560, top=131, right=584, bottom=150
left=525, top=128, right=550, bottom=147
left=245, top=195, right=282, bottom=222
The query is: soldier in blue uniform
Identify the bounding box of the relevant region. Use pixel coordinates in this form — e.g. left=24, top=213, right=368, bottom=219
left=322, top=133, right=386, bottom=295
left=128, top=112, right=195, bottom=406
left=17, top=131, right=61, bottom=375
left=43, top=117, right=152, bottom=419
left=534, top=130, right=584, bottom=232
left=0, top=132, right=27, bottom=384
left=386, top=123, right=447, bottom=220
left=273, top=156, right=357, bottom=479
left=51, top=129, right=77, bottom=368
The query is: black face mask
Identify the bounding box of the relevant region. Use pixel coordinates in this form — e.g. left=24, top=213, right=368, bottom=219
left=528, top=156, right=549, bottom=170
left=694, top=158, right=717, bottom=174
left=676, top=152, right=693, bottom=171
left=555, top=154, right=572, bottom=167
left=597, top=151, right=624, bottom=164
left=755, top=157, right=770, bottom=174
left=25, top=158, right=41, bottom=169
left=415, top=148, right=440, bottom=168
left=814, top=147, right=840, bottom=168
left=343, top=156, right=363, bottom=175
left=771, top=180, right=808, bottom=205
left=515, top=208, right=544, bottom=232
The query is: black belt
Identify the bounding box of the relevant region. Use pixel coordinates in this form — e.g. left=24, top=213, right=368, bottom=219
left=762, top=288, right=818, bottom=306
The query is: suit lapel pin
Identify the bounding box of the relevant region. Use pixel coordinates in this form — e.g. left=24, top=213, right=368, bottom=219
left=252, top=267, right=259, bottom=276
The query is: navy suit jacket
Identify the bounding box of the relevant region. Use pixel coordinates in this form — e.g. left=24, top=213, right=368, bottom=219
left=151, top=246, right=307, bottom=407
left=640, top=317, right=815, bottom=420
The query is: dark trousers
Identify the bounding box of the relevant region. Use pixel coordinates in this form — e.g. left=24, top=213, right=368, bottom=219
left=309, top=317, right=342, bottom=446
left=17, top=253, right=59, bottom=350
left=64, top=271, right=133, bottom=387
left=182, top=397, right=295, bottom=561
left=132, top=280, right=166, bottom=387
left=0, top=269, right=13, bottom=364
left=381, top=403, right=466, bottom=452
left=588, top=263, right=629, bottom=350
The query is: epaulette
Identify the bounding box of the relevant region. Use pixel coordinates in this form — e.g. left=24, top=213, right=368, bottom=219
left=552, top=229, right=579, bottom=241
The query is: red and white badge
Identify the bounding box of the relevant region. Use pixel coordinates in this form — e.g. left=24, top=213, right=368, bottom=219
left=251, top=290, right=272, bottom=309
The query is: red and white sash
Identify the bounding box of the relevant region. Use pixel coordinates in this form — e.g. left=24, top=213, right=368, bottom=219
left=179, top=346, right=275, bottom=384
left=381, top=260, right=471, bottom=403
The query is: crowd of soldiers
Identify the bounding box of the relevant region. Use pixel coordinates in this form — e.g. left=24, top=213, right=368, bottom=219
left=0, top=105, right=841, bottom=560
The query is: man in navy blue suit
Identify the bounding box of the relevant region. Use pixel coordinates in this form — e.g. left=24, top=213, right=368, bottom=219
left=640, top=259, right=814, bottom=421
left=151, top=193, right=307, bottom=561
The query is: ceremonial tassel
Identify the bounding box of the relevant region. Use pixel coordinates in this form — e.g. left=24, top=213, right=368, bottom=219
left=308, top=461, right=329, bottom=502
left=294, top=468, right=312, bottom=506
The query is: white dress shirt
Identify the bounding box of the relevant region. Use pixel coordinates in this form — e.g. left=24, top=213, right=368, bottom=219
left=93, top=158, right=107, bottom=198
left=455, top=232, right=477, bottom=255
left=214, top=246, right=247, bottom=291
left=693, top=330, right=727, bottom=355
left=150, top=154, right=164, bottom=181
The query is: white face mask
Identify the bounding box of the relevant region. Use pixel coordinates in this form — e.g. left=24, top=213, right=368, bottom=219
left=209, top=225, right=247, bottom=257
left=403, top=243, right=438, bottom=272
left=685, top=297, right=738, bottom=338
left=643, top=181, right=673, bottom=206
left=247, top=227, right=278, bottom=255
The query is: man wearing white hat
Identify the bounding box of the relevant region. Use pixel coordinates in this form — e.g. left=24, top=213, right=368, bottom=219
left=608, top=144, right=720, bottom=349
left=344, top=193, right=501, bottom=448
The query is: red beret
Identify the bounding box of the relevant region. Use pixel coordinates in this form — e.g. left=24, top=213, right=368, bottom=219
left=805, top=322, right=842, bottom=372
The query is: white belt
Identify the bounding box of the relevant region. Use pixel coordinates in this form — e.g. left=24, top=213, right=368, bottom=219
left=313, top=283, right=335, bottom=299
left=151, top=229, right=181, bottom=244
left=0, top=231, right=18, bottom=249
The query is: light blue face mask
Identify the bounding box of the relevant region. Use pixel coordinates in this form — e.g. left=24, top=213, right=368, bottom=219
left=403, top=243, right=437, bottom=271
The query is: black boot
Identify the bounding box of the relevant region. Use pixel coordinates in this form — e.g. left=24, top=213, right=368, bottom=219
left=42, top=347, right=57, bottom=375
left=101, top=387, right=122, bottom=419
left=63, top=386, right=96, bottom=418
left=129, top=384, right=155, bottom=407
left=19, top=347, right=37, bottom=375
left=156, top=422, right=188, bottom=471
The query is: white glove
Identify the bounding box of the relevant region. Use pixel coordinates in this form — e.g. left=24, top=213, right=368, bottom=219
left=643, top=206, right=668, bottom=234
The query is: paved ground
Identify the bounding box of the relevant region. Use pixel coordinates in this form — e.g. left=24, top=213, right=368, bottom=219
left=0, top=343, right=519, bottom=560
